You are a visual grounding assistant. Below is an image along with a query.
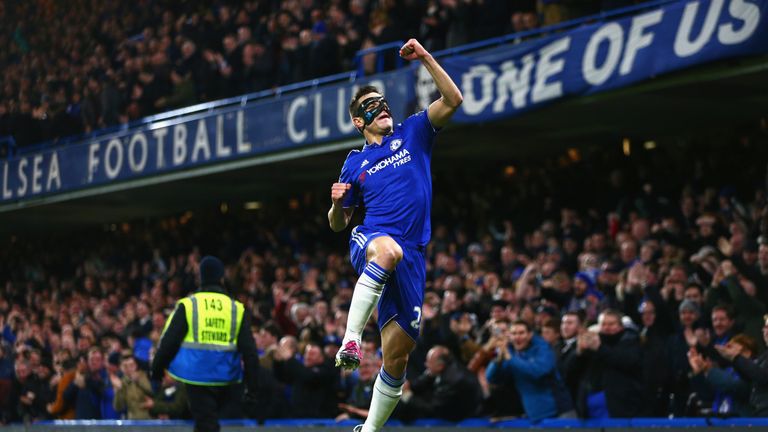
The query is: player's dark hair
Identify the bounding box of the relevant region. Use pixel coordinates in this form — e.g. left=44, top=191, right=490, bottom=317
left=349, top=85, right=382, bottom=118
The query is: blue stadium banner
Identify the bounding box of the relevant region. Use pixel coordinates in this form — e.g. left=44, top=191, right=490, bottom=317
left=0, top=72, right=412, bottom=204
left=436, top=0, right=768, bottom=122
left=2, top=0, right=766, bottom=204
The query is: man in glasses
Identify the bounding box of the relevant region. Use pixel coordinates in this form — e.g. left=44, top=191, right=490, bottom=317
left=327, top=38, right=462, bottom=432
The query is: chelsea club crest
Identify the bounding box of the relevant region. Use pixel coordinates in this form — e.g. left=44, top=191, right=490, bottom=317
left=390, top=139, right=403, bottom=151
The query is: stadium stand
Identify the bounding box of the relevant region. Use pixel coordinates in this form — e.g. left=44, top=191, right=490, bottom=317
left=3, top=136, right=768, bottom=424
left=0, top=0, right=644, bottom=150
left=2, top=0, right=768, bottom=428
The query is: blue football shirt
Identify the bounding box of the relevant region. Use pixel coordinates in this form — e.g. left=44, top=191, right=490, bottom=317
left=338, top=110, right=438, bottom=248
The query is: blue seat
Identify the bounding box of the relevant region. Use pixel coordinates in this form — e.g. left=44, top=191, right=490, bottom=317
left=336, top=419, right=362, bottom=427
left=336, top=419, right=403, bottom=427
left=709, top=418, right=768, bottom=427
left=493, top=419, right=533, bottom=428
left=410, top=418, right=455, bottom=427
left=457, top=418, right=493, bottom=427
left=630, top=418, right=708, bottom=427
left=263, top=418, right=337, bottom=427
left=582, top=418, right=631, bottom=428
left=220, top=419, right=259, bottom=426
left=40, top=420, right=195, bottom=427
left=538, top=418, right=584, bottom=428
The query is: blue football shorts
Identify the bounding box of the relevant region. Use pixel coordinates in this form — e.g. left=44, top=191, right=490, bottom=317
left=349, top=225, right=426, bottom=342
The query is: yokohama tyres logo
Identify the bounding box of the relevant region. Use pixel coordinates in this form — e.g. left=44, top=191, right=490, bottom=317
left=365, top=149, right=412, bottom=175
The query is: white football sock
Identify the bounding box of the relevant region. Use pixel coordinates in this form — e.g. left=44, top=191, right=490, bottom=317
left=344, top=261, right=390, bottom=342
left=362, top=368, right=404, bottom=432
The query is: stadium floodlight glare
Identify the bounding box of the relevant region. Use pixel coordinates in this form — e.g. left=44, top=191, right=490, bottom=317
left=644, top=141, right=657, bottom=150
left=244, top=201, right=262, bottom=210
left=622, top=138, right=631, bottom=156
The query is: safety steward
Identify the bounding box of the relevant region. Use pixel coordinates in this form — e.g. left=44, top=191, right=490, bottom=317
left=151, top=255, right=259, bottom=432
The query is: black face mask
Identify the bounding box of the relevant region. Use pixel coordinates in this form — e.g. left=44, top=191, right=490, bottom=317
left=355, top=96, right=391, bottom=132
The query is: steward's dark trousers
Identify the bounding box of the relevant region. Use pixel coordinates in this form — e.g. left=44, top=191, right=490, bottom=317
left=185, top=383, right=244, bottom=432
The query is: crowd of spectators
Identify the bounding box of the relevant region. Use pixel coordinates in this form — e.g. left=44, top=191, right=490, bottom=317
left=0, top=0, right=639, bottom=149
left=2, top=137, right=768, bottom=424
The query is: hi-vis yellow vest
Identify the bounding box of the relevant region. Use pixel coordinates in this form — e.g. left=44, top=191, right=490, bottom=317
left=165, top=292, right=245, bottom=385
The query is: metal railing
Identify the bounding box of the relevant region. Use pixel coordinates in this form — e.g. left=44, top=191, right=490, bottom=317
left=354, top=40, right=405, bottom=76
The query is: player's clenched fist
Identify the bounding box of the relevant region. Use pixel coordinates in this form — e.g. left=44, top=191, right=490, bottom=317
left=399, top=38, right=428, bottom=61
left=331, top=183, right=351, bottom=205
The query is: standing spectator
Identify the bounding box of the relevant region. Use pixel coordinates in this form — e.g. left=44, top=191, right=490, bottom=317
left=336, top=354, right=383, bottom=421
left=558, top=311, right=584, bottom=404
left=468, top=319, right=524, bottom=418
left=576, top=310, right=648, bottom=418
left=441, top=0, right=470, bottom=48
left=273, top=342, right=338, bottom=418
left=706, top=261, right=766, bottom=345
left=63, top=348, right=119, bottom=420
left=445, top=311, right=481, bottom=364
left=29, top=360, right=54, bottom=421
left=247, top=323, right=287, bottom=421
left=154, top=68, right=196, bottom=111
left=256, top=322, right=281, bottom=370
left=239, top=42, right=273, bottom=93
left=46, top=354, right=76, bottom=419
left=5, top=360, right=38, bottom=423
left=113, top=354, right=153, bottom=419
left=689, top=334, right=754, bottom=416
left=397, top=345, right=482, bottom=422
left=419, top=0, right=447, bottom=52
left=144, top=372, right=189, bottom=420
left=308, top=27, right=343, bottom=79
left=717, top=317, right=768, bottom=415
left=667, top=299, right=704, bottom=416
left=638, top=300, right=671, bottom=416
left=486, top=321, right=574, bottom=422
left=566, top=272, right=601, bottom=323
left=709, top=305, right=736, bottom=348
left=541, top=319, right=562, bottom=350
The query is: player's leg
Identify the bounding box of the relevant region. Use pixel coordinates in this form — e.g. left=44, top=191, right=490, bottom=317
left=337, top=234, right=402, bottom=369
left=361, top=322, right=415, bottom=432
left=361, top=245, right=425, bottom=431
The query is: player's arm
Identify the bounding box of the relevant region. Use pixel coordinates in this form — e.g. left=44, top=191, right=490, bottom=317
left=328, top=182, right=355, bottom=232
left=400, top=38, right=463, bottom=128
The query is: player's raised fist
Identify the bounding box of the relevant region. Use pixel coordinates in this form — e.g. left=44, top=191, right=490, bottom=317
left=399, top=39, right=428, bottom=61
left=331, top=182, right=351, bottom=205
